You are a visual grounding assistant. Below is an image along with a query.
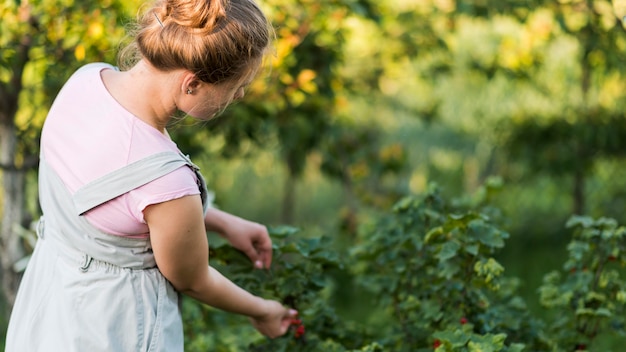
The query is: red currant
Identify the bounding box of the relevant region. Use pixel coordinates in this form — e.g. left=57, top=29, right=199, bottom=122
left=433, top=339, right=442, bottom=349
left=294, top=324, right=306, bottom=338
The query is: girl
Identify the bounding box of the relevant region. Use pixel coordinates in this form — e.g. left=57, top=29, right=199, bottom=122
left=6, top=0, right=296, bottom=350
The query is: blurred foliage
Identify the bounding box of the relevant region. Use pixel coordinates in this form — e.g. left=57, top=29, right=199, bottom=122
left=506, top=109, right=626, bottom=176
left=0, top=0, right=135, bottom=158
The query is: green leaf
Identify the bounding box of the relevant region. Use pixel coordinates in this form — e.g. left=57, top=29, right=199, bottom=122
left=449, top=213, right=467, bottom=220
left=310, top=273, right=327, bottom=288
left=422, top=302, right=444, bottom=321
left=566, top=241, right=589, bottom=261
left=296, top=237, right=322, bottom=256
left=440, top=261, right=461, bottom=279
left=596, top=217, right=618, bottom=229
left=425, top=226, right=444, bottom=243
left=465, top=244, right=479, bottom=256
left=279, top=243, right=300, bottom=254
left=433, top=330, right=471, bottom=347
left=268, top=225, right=300, bottom=238
left=467, top=333, right=507, bottom=352
left=474, top=258, right=504, bottom=285
left=575, top=307, right=594, bottom=316
left=595, top=308, right=612, bottom=317
left=438, top=241, right=461, bottom=262
left=507, top=344, right=526, bottom=352
left=468, top=340, right=496, bottom=352
left=566, top=216, right=594, bottom=229
left=468, top=220, right=505, bottom=248
left=393, top=196, right=415, bottom=212
left=585, top=291, right=606, bottom=303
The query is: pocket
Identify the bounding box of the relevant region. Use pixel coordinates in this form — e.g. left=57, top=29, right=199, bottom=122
left=146, top=271, right=183, bottom=352
left=70, top=268, right=143, bottom=351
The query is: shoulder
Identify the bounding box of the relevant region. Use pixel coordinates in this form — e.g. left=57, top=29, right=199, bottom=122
left=74, top=62, right=118, bottom=74
left=64, top=63, right=118, bottom=85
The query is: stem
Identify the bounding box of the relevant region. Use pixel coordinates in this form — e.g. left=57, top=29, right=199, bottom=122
left=392, top=294, right=414, bottom=345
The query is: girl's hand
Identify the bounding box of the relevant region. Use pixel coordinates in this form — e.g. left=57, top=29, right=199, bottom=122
left=204, top=208, right=273, bottom=269
left=249, top=300, right=298, bottom=338
left=223, top=218, right=272, bottom=269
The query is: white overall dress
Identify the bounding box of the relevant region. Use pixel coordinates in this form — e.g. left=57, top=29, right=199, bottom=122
left=6, top=151, right=209, bottom=352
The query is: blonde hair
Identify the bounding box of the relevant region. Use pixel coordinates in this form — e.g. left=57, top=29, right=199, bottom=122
left=119, top=0, right=271, bottom=84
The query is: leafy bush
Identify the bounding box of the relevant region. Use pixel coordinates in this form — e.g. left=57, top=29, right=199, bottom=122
left=184, top=226, right=381, bottom=351
left=183, top=182, right=626, bottom=351
left=538, top=216, right=626, bottom=351
left=352, top=183, right=545, bottom=351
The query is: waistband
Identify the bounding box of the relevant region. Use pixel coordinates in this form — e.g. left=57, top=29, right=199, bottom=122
left=36, top=217, right=157, bottom=273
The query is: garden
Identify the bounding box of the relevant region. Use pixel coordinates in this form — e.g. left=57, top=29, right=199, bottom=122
left=2, top=0, right=626, bottom=350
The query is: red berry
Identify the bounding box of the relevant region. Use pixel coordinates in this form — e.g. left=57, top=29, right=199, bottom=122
left=291, top=319, right=302, bottom=325
left=575, top=343, right=586, bottom=350
left=433, top=339, right=442, bottom=349
left=460, top=317, right=468, bottom=324
left=294, top=324, right=306, bottom=338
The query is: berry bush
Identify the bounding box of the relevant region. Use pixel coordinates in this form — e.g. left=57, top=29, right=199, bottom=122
left=183, top=182, right=626, bottom=351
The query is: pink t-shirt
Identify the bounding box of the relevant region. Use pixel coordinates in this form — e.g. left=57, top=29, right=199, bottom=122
left=40, top=63, right=200, bottom=238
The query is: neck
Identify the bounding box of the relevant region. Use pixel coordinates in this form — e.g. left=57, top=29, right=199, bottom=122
left=102, top=59, right=181, bottom=133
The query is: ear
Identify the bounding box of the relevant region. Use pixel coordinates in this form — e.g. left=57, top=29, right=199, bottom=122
left=180, top=71, right=201, bottom=94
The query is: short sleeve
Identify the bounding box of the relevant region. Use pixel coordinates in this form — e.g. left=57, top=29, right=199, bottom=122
left=129, top=165, right=201, bottom=224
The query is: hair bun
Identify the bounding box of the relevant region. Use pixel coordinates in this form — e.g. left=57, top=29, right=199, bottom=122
left=167, top=0, right=229, bottom=32
left=127, top=0, right=270, bottom=84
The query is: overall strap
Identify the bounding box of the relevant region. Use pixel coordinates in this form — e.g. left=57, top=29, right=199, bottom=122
left=72, top=151, right=193, bottom=215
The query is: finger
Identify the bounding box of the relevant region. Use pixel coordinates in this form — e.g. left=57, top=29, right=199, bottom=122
left=258, top=247, right=272, bottom=269
left=256, top=231, right=273, bottom=269
left=279, top=309, right=299, bottom=333
left=240, top=245, right=260, bottom=267
left=242, top=243, right=266, bottom=269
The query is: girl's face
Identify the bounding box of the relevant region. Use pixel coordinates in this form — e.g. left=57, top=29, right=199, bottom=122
left=183, top=62, right=260, bottom=120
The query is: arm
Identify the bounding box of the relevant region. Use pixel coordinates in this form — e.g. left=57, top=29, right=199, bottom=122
left=204, top=207, right=272, bottom=269
left=144, top=195, right=295, bottom=338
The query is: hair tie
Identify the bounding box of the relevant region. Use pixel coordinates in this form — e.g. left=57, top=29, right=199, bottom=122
left=154, top=12, right=164, bottom=28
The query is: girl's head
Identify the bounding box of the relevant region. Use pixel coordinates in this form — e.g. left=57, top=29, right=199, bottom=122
left=120, top=0, right=271, bottom=86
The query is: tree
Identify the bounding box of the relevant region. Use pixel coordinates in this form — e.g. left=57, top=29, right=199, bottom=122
left=504, top=0, right=626, bottom=215
left=357, top=0, right=626, bottom=217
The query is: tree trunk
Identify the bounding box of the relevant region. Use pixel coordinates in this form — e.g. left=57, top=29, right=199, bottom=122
left=571, top=31, right=591, bottom=216
left=0, top=121, right=27, bottom=309
left=340, top=173, right=358, bottom=237
left=572, top=164, right=585, bottom=216
left=281, top=169, right=296, bottom=224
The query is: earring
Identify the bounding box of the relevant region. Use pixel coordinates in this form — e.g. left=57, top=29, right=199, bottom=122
left=186, top=88, right=193, bottom=94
